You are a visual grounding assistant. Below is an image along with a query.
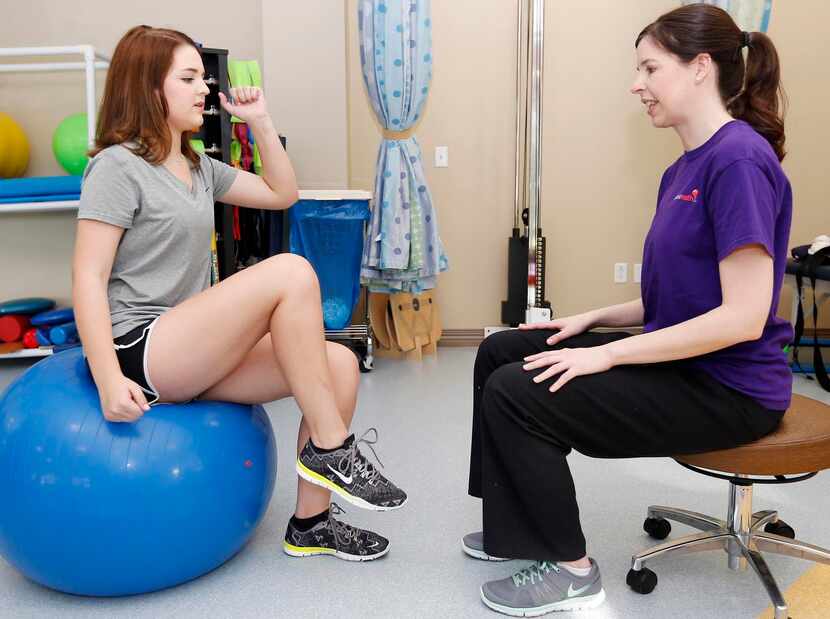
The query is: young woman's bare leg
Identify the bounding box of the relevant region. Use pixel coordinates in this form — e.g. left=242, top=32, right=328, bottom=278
left=293, top=345, right=358, bottom=516
left=146, top=253, right=404, bottom=512
left=198, top=335, right=359, bottom=518
left=147, top=253, right=348, bottom=447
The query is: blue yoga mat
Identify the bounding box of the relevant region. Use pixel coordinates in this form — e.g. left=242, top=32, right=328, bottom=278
left=0, top=194, right=80, bottom=204
left=0, top=176, right=82, bottom=203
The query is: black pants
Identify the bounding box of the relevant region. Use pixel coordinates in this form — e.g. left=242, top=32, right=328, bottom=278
left=468, top=329, right=785, bottom=562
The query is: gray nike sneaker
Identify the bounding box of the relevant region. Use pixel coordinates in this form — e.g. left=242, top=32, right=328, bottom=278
left=462, top=531, right=510, bottom=561
left=480, top=559, right=605, bottom=616
left=296, top=428, right=407, bottom=511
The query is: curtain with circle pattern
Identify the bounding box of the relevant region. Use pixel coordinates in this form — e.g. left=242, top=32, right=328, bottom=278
left=357, top=0, right=448, bottom=293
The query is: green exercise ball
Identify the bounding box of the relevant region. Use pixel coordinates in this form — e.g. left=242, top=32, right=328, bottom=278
left=52, top=113, right=89, bottom=176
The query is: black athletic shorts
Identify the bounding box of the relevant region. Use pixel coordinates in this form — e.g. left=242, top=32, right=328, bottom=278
left=113, top=317, right=161, bottom=405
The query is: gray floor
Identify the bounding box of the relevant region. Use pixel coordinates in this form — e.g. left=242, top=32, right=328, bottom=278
left=1, top=348, right=829, bottom=619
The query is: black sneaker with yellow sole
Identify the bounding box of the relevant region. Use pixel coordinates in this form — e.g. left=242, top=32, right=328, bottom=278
left=296, top=429, right=407, bottom=511
left=283, top=503, right=390, bottom=561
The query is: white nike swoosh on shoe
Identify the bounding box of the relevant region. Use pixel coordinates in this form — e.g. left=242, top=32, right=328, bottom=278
left=327, top=464, right=353, bottom=485
left=366, top=541, right=380, bottom=549
left=567, top=582, right=592, bottom=597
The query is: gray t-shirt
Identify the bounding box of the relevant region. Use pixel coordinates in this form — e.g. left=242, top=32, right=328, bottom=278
left=77, top=144, right=238, bottom=338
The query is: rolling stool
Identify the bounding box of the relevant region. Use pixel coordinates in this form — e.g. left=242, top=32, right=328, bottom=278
left=626, top=394, right=830, bottom=618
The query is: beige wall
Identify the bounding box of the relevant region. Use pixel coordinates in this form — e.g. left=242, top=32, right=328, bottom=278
left=541, top=0, right=678, bottom=320
left=262, top=1, right=349, bottom=189
left=347, top=0, right=531, bottom=328
left=347, top=0, right=829, bottom=329
left=0, top=0, right=263, bottom=305
left=0, top=0, right=263, bottom=177
left=767, top=0, right=830, bottom=324
left=2, top=1, right=827, bottom=328
left=0, top=0, right=348, bottom=305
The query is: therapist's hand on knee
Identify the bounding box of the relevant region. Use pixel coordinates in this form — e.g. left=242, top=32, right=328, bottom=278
left=518, top=312, right=595, bottom=346
left=522, top=346, right=613, bottom=393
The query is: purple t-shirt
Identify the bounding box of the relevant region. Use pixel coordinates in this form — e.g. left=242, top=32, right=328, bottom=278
left=641, top=120, right=793, bottom=410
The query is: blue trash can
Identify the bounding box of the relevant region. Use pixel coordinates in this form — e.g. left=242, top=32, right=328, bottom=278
left=289, top=192, right=371, bottom=330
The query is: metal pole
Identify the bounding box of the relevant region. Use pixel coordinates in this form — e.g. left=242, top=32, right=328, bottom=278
left=0, top=45, right=97, bottom=57
left=727, top=481, right=753, bottom=572
left=0, top=61, right=108, bottom=72
left=526, top=0, right=544, bottom=312
left=513, top=0, right=524, bottom=230
left=83, top=45, right=96, bottom=149
left=523, top=0, right=532, bottom=234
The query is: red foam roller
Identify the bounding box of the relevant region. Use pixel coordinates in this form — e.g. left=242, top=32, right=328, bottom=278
left=0, top=315, right=31, bottom=343
left=22, top=328, right=39, bottom=349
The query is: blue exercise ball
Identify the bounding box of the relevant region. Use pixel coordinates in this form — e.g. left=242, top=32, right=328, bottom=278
left=0, top=347, right=277, bottom=596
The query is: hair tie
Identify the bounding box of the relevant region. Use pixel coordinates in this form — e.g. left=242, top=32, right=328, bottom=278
left=741, top=31, right=751, bottom=49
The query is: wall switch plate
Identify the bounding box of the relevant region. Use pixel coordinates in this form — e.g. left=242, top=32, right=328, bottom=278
left=634, top=263, right=642, bottom=283
left=614, top=263, right=628, bottom=283
left=434, top=146, right=448, bottom=167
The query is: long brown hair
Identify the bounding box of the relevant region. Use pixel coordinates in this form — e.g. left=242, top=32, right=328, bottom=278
left=91, top=25, right=201, bottom=166
left=636, top=4, right=786, bottom=161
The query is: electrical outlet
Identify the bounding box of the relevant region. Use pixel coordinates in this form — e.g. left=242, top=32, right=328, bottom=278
left=434, top=146, right=448, bottom=167
left=634, top=263, right=642, bottom=283
left=614, top=263, right=628, bottom=283
left=526, top=307, right=552, bottom=324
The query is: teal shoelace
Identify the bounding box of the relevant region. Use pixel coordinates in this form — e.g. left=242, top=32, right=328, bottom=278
left=512, top=560, right=559, bottom=587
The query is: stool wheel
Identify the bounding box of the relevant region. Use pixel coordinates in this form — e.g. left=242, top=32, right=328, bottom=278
left=643, top=517, right=671, bottom=540
left=626, top=567, right=657, bottom=594
left=764, top=519, right=795, bottom=539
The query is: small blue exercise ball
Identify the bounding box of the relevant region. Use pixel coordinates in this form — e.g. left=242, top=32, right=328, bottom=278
left=0, top=347, right=277, bottom=596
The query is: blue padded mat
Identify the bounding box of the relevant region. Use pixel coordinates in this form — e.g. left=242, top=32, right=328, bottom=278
left=0, top=176, right=82, bottom=203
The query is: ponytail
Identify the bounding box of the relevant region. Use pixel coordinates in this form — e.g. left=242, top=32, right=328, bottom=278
left=727, top=31, right=787, bottom=161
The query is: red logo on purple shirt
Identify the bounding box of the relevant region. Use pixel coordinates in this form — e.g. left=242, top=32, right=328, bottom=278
left=674, top=188, right=700, bottom=203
